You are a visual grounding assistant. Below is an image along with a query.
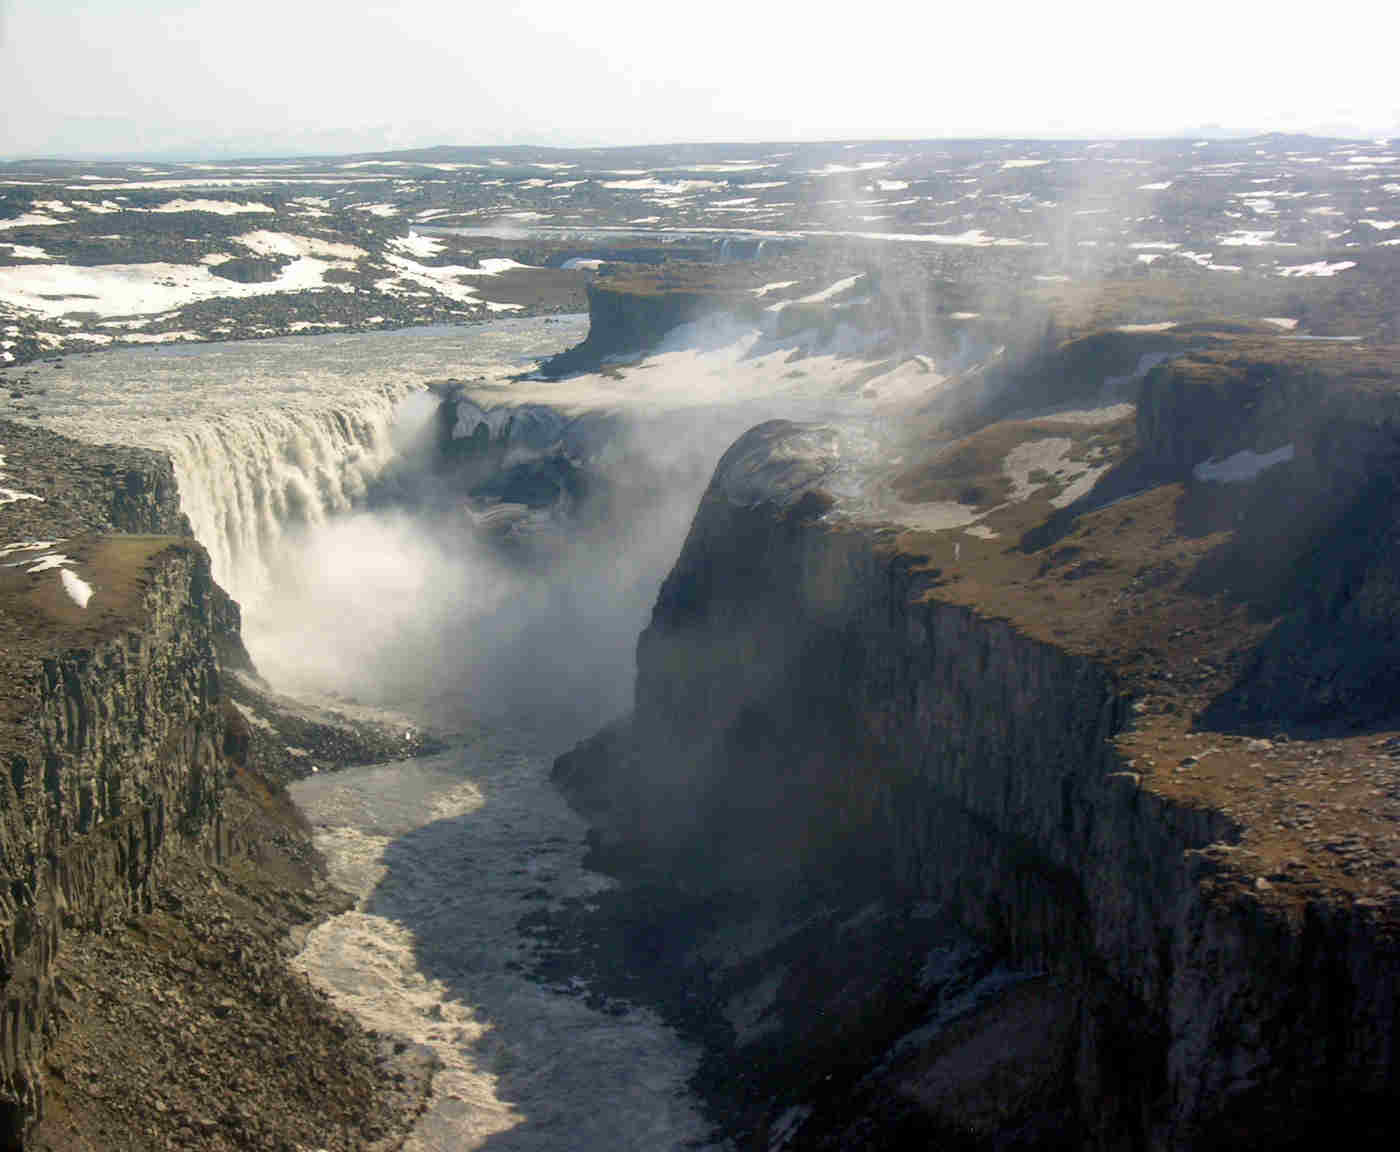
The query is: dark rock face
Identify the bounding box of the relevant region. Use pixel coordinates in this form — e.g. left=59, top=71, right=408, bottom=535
left=0, top=541, right=235, bottom=1140
left=0, top=419, right=190, bottom=539
left=539, top=274, right=759, bottom=377
left=555, top=419, right=1400, bottom=1148
left=207, top=254, right=289, bottom=284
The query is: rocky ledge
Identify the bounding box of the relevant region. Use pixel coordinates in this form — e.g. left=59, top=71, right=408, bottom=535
left=554, top=334, right=1400, bottom=1148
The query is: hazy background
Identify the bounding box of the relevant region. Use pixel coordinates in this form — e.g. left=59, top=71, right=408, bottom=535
left=2, top=0, right=1397, bottom=158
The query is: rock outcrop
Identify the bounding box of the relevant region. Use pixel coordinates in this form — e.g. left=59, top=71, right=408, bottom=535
left=0, top=537, right=234, bottom=1140
left=555, top=343, right=1400, bottom=1148
left=538, top=268, right=761, bottom=377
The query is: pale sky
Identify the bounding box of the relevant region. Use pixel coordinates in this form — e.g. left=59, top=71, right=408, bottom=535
left=2, top=0, right=1397, bottom=158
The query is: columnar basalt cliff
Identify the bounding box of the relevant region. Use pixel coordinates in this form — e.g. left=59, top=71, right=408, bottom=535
left=0, top=537, right=234, bottom=1140
left=556, top=341, right=1400, bottom=1148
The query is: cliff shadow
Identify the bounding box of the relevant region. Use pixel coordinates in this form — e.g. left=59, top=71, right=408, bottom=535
left=1192, top=444, right=1400, bottom=738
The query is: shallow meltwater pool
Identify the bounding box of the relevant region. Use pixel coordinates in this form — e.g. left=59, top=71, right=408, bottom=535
left=288, top=728, right=720, bottom=1152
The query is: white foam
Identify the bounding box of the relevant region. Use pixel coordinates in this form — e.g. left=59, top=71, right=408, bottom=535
left=2, top=243, right=49, bottom=260
left=752, top=280, right=797, bottom=297
left=1360, top=219, right=1399, bottom=230
left=1138, top=181, right=1173, bottom=191
left=1262, top=317, right=1299, bottom=330
left=1194, top=443, right=1295, bottom=484
left=1116, top=322, right=1176, bottom=332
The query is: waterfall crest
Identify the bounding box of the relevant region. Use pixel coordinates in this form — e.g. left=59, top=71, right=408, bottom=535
left=165, top=395, right=402, bottom=606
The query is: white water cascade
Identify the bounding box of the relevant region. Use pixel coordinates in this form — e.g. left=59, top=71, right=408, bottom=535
left=8, top=320, right=595, bottom=607
left=164, top=397, right=401, bottom=606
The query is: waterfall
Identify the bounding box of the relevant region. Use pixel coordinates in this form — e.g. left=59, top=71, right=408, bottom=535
left=164, top=395, right=402, bottom=607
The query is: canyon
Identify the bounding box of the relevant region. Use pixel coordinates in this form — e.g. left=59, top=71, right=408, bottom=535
left=0, top=136, right=1397, bottom=1151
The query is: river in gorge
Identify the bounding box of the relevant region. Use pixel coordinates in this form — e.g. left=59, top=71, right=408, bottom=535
left=19, top=316, right=727, bottom=1150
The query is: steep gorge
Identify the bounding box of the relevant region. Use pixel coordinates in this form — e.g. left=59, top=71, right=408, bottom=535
left=555, top=349, right=1400, bottom=1148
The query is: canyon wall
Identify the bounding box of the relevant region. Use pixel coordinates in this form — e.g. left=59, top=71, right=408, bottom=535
left=0, top=422, right=246, bottom=1144
left=556, top=413, right=1399, bottom=1148
left=0, top=539, right=238, bottom=1144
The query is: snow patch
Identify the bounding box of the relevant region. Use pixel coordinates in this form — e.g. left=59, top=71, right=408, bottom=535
left=60, top=568, right=94, bottom=608
left=0, top=214, right=63, bottom=230
left=1194, top=444, right=1295, bottom=484
left=150, top=199, right=275, bottom=215
left=387, top=231, right=445, bottom=259
left=1276, top=260, right=1356, bottom=277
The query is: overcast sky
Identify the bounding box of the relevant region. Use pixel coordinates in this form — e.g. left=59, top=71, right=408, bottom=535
left=2, top=0, right=1397, bottom=158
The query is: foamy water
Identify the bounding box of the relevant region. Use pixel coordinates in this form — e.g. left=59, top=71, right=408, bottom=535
left=290, top=738, right=719, bottom=1151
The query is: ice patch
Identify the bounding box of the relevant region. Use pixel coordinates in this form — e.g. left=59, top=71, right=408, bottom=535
left=0, top=255, right=360, bottom=318
left=562, top=258, right=605, bottom=271
left=1194, top=444, right=1295, bottom=484
left=120, top=330, right=201, bottom=344
left=0, top=214, right=63, bottom=230
left=795, top=275, right=862, bottom=304
left=150, top=199, right=275, bottom=215
left=234, top=231, right=366, bottom=261
left=1262, top=317, right=1299, bottom=330
left=60, top=568, right=93, bottom=607
left=387, top=231, right=445, bottom=259
left=0, top=449, right=44, bottom=506
left=1218, top=230, right=1294, bottom=247
left=600, top=178, right=719, bottom=192
left=1276, top=260, right=1356, bottom=277
left=752, top=280, right=797, bottom=297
